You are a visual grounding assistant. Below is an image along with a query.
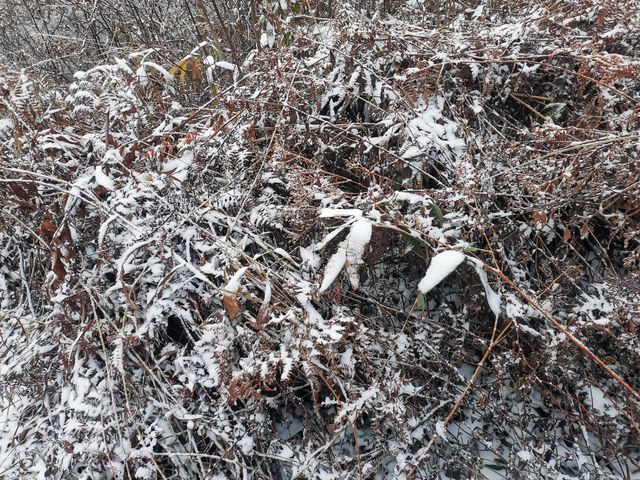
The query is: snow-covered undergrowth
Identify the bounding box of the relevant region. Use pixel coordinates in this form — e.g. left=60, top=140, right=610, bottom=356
left=1, top=1, right=639, bottom=478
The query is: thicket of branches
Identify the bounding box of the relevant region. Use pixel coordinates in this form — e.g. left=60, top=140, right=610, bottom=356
left=1, top=1, right=639, bottom=479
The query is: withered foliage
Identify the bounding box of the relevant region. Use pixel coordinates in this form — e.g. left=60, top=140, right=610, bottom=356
left=1, top=1, right=639, bottom=479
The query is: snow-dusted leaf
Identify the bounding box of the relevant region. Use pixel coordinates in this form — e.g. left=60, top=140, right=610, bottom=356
left=142, top=61, right=173, bottom=82
left=418, top=250, right=466, bottom=294
left=468, top=258, right=502, bottom=317
left=111, top=338, right=124, bottom=374
left=319, top=248, right=347, bottom=292
left=319, top=218, right=372, bottom=292
left=315, top=224, right=350, bottom=250
left=343, top=218, right=372, bottom=290
left=223, top=267, right=248, bottom=319
left=114, top=57, right=134, bottom=75
left=94, top=165, right=115, bottom=190
left=224, top=267, right=248, bottom=295
left=319, top=208, right=363, bottom=218
left=136, top=65, right=148, bottom=87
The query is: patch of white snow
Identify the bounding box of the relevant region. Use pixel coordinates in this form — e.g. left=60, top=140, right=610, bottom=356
left=418, top=250, right=466, bottom=294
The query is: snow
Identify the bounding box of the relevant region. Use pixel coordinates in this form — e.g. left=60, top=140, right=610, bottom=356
left=340, top=346, right=354, bottom=370
left=162, top=149, right=193, bottom=183
left=215, top=61, right=239, bottom=81
left=296, top=283, right=324, bottom=325
left=3, top=4, right=640, bottom=479
left=0, top=118, right=13, bottom=135
left=224, top=267, right=248, bottom=295
left=468, top=258, right=501, bottom=317
left=237, top=435, right=254, bottom=455
left=64, top=173, right=93, bottom=213
left=401, top=145, right=423, bottom=158
left=343, top=218, right=373, bottom=290
left=315, top=224, right=350, bottom=250
left=135, top=466, right=153, bottom=479
left=40, top=139, right=81, bottom=151
left=319, top=248, right=346, bottom=292
left=405, top=96, right=466, bottom=162
left=261, top=21, right=276, bottom=48
left=574, top=285, right=613, bottom=325
left=392, top=191, right=432, bottom=204
left=262, top=281, right=272, bottom=305
left=335, top=386, right=379, bottom=423
left=142, top=61, right=173, bottom=82
left=418, top=250, right=466, bottom=294
left=93, top=165, right=115, bottom=190
left=319, top=218, right=372, bottom=292
left=319, top=208, right=363, bottom=218
left=471, top=4, right=484, bottom=20
left=299, top=246, right=321, bottom=269
left=584, top=386, right=619, bottom=417
left=279, top=444, right=295, bottom=459
left=136, top=65, right=148, bottom=87
left=274, top=247, right=295, bottom=263
left=114, top=57, right=134, bottom=75
left=215, top=61, right=236, bottom=71
left=471, top=98, right=483, bottom=113
left=517, top=450, right=533, bottom=461
left=435, top=420, right=447, bottom=439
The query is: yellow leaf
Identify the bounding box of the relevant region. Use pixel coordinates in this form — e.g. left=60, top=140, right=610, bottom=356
left=170, top=58, right=190, bottom=83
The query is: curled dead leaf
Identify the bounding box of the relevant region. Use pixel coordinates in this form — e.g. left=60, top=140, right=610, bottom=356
left=580, top=224, right=590, bottom=239
left=223, top=294, right=240, bottom=320
left=52, top=252, right=66, bottom=281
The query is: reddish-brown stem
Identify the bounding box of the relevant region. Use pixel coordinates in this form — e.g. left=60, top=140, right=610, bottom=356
left=484, top=264, right=640, bottom=403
